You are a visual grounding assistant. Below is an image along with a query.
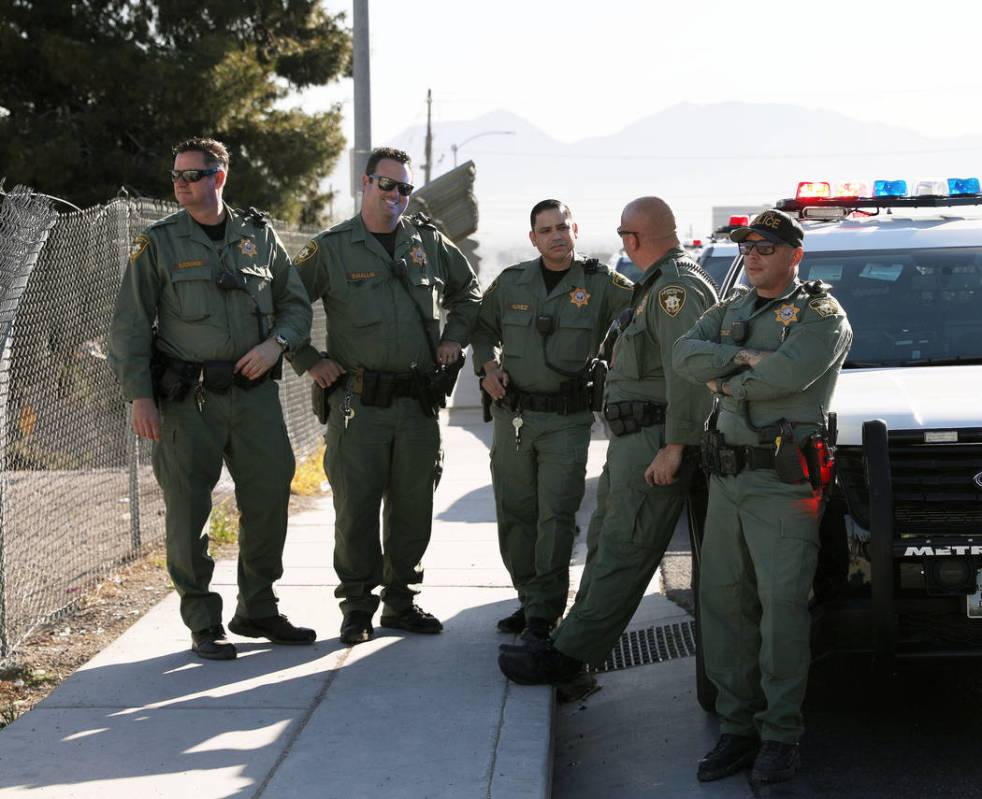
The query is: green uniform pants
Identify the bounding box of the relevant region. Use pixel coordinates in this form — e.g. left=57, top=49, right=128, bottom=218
left=489, top=405, right=591, bottom=622
left=700, top=470, right=822, bottom=744
left=324, top=394, right=442, bottom=616
left=552, top=426, right=694, bottom=666
left=152, top=380, right=295, bottom=633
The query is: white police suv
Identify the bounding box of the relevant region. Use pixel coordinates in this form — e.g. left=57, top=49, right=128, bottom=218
left=713, top=178, right=982, bottom=670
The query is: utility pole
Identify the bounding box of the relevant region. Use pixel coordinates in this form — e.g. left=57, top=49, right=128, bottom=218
left=351, top=0, right=371, bottom=212
left=423, top=88, right=433, bottom=185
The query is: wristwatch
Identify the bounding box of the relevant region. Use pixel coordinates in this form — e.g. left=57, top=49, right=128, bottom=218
left=273, top=334, right=289, bottom=352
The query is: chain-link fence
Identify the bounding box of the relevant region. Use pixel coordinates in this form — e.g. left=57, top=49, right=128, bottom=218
left=0, top=188, right=327, bottom=657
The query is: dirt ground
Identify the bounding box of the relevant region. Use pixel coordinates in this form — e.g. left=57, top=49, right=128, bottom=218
left=0, top=492, right=324, bottom=729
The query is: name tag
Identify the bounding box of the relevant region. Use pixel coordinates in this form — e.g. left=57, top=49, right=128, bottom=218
left=176, top=259, right=207, bottom=270
left=348, top=271, right=377, bottom=281
left=510, top=303, right=530, bottom=311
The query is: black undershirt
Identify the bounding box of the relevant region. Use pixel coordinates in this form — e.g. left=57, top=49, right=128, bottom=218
left=754, top=294, right=772, bottom=311
left=196, top=216, right=227, bottom=242
left=540, top=261, right=569, bottom=293
left=371, top=229, right=398, bottom=257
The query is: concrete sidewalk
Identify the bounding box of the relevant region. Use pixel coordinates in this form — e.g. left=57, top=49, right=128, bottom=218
left=0, top=407, right=607, bottom=798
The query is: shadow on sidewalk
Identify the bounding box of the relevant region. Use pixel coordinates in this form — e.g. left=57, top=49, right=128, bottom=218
left=0, top=597, right=534, bottom=797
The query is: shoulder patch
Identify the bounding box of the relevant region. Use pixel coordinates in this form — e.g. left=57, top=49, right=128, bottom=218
left=657, top=285, right=687, bottom=317
left=611, top=271, right=633, bottom=290
left=809, top=297, right=842, bottom=318
left=129, top=234, right=150, bottom=263
left=294, top=239, right=319, bottom=265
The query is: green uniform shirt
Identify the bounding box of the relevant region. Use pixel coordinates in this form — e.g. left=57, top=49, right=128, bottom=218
left=109, top=204, right=313, bottom=400
left=290, top=213, right=481, bottom=374
left=606, top=248, right=718, bottom=444
left=673, top=277, right=853, bottom=447
left=471, top=255, right=633, bottom=394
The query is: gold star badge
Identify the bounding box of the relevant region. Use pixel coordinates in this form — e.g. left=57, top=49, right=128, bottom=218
left=569, top=287, right=591, bottom=308
left=658, top=286, right=687, bottom=317
left=775, top=303, right=800, bottom=326
left=410, top=245, right=428, bottom=267
left=239, top=238, right=258, bottom=257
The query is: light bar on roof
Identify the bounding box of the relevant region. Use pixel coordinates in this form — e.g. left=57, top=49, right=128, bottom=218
left=728, top=215, right=750, bottom=226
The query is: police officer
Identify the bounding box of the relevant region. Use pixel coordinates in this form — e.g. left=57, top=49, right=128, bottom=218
left=473, top=200, right=633, bottom=640
left=673, top=209, right=852, bottom=786
left=109, top=137, right=316, bottom=660
left=291, top=147, right=481, bottom=646
left=497, top=196, right=717, bottom=681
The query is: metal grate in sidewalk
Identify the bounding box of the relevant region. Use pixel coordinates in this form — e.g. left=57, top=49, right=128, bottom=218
left=589, top=620, right=697, bottom=673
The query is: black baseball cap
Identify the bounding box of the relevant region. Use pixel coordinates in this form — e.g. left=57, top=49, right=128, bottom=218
left=729, top=209, right=804, bottom=248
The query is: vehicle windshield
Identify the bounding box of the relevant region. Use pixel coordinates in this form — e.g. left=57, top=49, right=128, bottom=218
left=700, top=254, right=736, bottom=288
left=736, top=246, right=982, bottom=368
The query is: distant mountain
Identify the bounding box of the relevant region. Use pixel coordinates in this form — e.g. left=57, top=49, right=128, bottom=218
left=386, top=103, right=982, bottom=272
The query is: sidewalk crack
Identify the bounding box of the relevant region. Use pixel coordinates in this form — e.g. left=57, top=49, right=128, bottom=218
left=252, top=647, right=353, bottom=798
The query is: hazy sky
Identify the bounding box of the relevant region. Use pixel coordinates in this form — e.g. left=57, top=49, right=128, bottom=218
left=306, top=0, right=982, bottom=147
left=298, top=0, right=982, bottom=249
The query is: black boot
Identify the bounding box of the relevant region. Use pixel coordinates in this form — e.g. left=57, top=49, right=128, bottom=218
left=229, top=614, right=316, bottom=645
left=191, top=625, right=237, bottom=661
left=339, top=611, right=374, bottom=645
left=496, top=607, right=525, bottom=634
left=750, top=741, right=800, bottom=785
left=498, top=641, right=583, bottom=685
left=697, top=734, right=760, bottom=782
left=519, top=616, right=553, bottom=644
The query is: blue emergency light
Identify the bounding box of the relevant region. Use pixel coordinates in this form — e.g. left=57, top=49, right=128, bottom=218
left=947, top=177, right=981, bottom=196
left=873, top=180, right=908, bottom=198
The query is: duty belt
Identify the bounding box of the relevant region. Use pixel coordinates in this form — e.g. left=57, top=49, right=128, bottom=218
left=710, top=445, right=775, bottom=476
left=502, top=386, right=591, bottom=415
left=350, top=368, right=419, bottom=405
left=603, top=400, right=666, bottom=437
left=162, top=356, right=270, bottom=393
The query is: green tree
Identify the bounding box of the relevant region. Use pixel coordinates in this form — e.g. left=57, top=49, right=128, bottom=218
left=0, top=0, right=351, bottom=225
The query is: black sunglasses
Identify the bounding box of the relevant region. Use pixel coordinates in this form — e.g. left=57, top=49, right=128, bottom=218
left=738, top=240, right=778, bottom=256
left=369, top=174, right=414, bottom=196
left=169, top=167, right=221, bottom=183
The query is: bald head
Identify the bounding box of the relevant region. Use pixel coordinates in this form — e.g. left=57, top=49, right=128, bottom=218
left=620, top=196, right=680, bottom=272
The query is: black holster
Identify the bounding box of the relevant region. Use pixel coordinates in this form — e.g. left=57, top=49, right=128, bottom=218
left=773, top=419, right=809, bottom=485
left=151, top=350, right=197, bottom=403
left=588, top=358, right=608, bottom=413
left=310, top=352, right=340, bottom=424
